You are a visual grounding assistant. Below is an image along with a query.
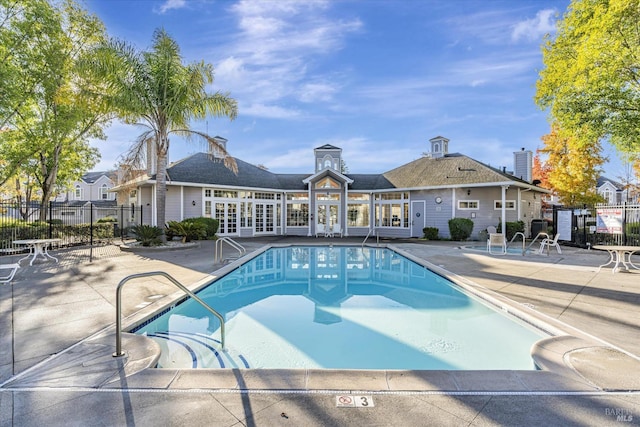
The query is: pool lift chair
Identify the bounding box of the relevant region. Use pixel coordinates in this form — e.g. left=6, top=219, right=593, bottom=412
left=487, top=233, right=507, bottom=255
left=538, top=233, right=562, bottom=254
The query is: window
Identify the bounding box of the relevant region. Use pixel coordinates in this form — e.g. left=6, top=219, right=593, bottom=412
left=100, top=184, right=109, bottom=200
left=129, top=190, right=137, bottom=199
left=286, top=203, right=309, bottom=227
left=315, top=177, right=340, bottom=189
left=347, top=204, right=369, bottom=227
left=74, top=185, right=82, bottom=200
left=458, top=200, right=479, bottom=209
left=214, top=190, right=238, bottom=198
left=347, top=193, right=370, bottom=227
left=494, top=200, right=515, bottom=210
left=375, top=192, right=409, bottom=227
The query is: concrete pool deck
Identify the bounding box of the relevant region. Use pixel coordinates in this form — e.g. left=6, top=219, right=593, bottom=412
left=1, top=237, right=639, bottom=426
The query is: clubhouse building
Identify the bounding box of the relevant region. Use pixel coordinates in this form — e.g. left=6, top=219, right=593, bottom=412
left=118, top=136, right=550, bottom=240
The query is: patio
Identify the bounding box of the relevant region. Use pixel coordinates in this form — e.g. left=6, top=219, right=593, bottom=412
left=1, top=237, right=638, bottom=426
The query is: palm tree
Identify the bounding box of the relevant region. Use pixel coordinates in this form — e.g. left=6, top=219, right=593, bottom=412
left=88, top=28, right=237, bottom=237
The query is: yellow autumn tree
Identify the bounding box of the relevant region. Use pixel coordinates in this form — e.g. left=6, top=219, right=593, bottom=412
left=539, top=124, right=605, bottom=206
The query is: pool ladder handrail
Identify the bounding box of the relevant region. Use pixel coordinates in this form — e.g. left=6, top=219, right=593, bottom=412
left=215, top=236, right=246, bottom=264
left=528, top=232, right=551, bottom=255
left=506, top=232, right=551, bottom=256
left=362, top=227, right=380, bottom=248
left=113, top=271, right=225, bottom=357
left=508, top=232, right=527, bottom=255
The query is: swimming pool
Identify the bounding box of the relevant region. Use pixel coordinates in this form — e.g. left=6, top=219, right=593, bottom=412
left=133, top=246, right=548, bottom=370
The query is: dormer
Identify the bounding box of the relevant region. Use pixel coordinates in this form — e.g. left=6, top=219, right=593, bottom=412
left=428, top=136, right=449, bottom=158
left=211, top=136, right=228, bottom=159
left=314, top=144, right=342, bottom=173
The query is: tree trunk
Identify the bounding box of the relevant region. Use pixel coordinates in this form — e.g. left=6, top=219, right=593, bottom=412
left=155, top=144, right=168, bottom=243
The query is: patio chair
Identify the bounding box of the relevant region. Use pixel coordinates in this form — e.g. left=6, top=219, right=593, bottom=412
left=538, top=234, right=562, bottom=254
left=0, top=263, right=20, bottom=284
left=315, top=223, right=326, bottom=238
left=486, top=226, right=497, bottom=234
left=332, top=223, right=343, bottom=238
left=487, top=233, right=507, bottom=255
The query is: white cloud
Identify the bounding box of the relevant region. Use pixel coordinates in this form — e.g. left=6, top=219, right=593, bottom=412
left=511, top=9, right=558, bottom=42
left=156, top=0, right=187, bottom=14
left=213, top=0, right=362, bottom=111
left=298, top=81, right=338, bottom=103
left=241, top=103, right=302, bottom=119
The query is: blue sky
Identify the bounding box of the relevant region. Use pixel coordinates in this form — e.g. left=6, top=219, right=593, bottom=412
left=84, top=0, right=623, bottom=178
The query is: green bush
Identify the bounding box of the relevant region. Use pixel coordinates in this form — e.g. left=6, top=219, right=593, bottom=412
left=626, top=221, right=640, bottom=236
left=448, top=218, right=474, bottom=241
left=422, top=227, right=439, bottom=240
left=182, top=217, right=219, bottom=239
left=131, top=224, right=163, bottom=246
left=166, top=220, right=206, bottom=242
left=97, top=216, right=117, bottom=223
left=497, top=220, right=525, bottom=240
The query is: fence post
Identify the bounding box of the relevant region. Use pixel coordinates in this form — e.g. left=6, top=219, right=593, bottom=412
left=48, top=201, right=53, bottom=239
left=622, top=201, right=627, bottom=246
left=90, top=202, right=94, bottom=262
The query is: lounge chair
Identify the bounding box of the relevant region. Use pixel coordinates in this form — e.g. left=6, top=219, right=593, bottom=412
left=315, top=223, right=326, bottom=238
left=538, top=234, right=562, bottom=254
left=487, top=233, right=507, bottom=255
left=332, top=223, right=343, bottom=238
left=0, top=263, right=20, bottom=284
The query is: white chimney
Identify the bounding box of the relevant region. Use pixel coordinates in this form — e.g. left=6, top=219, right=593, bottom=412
left=513, top=147, right=532, bottom=182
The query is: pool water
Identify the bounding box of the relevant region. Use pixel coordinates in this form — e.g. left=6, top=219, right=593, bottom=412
left=134, top=246, right=547, bottom=370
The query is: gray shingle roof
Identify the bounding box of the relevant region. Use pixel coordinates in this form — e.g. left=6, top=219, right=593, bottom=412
left=156, top=151, right=537, bottom=192
left=82, top=171, right=116, bottom=184
left=382, top=153, right=529, bottom=187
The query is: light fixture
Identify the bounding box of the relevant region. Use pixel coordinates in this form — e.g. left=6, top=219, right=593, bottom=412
left=467, top=189, right=471, bottom=196
left=192, top=200, right=196, bottom=206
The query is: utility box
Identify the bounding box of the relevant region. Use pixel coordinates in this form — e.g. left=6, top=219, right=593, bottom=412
left=531, top=219, right=546, bottom=237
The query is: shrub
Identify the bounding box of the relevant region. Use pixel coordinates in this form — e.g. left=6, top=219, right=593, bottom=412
left=166, top=220, right=206, bottom=242
left=422, top=227, right=439, bottom=240
left=497, top=220, right=525, bottom=240
left=97, top=216, right=117, bottom=223
left=182, top=217, right=219, bottom=239
left=131, top=224, right=163, bottom=246
left=448, top=218, right=474, bottom=241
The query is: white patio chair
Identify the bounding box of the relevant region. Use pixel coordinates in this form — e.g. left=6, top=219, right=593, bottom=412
left=315, top=223, right=326, bottom=238
left=538, top=234, right=562, bottom=254
left=332, top=223, right=343, bottom=238
left=0, top=263, right=20, bottom=284
left=487, top=233, right=507, bottom=255
left=486, top=226, right=497, bottom=234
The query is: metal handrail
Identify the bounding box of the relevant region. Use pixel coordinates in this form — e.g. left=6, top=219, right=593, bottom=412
left=215, top=237, right=246, bottom=263
left=113, top=271, right=225, bottom=357
left=508, top=232, right=527, bottom=255
left=362, top=227, right=380, bottom=248
left=528, top=232, right=550, bottom=255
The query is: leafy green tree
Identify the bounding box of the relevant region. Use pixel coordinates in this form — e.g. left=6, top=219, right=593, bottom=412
left=0, top=0, right=58, bottom=129
left=535, top=0, right=640, bottom=157
left=0, top=0, right=109, bottom=220
left=85, top=28, right=238, bottom=238
left=539, top=124, right=605, bottom=205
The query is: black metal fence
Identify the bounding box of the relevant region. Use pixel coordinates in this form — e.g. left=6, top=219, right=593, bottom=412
left=0, top=201, right=145, bottom=254
left=552, top=203, right=640, bottom=248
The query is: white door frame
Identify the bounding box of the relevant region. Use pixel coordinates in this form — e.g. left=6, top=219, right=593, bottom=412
left=411, top=200, right=426, bottom=237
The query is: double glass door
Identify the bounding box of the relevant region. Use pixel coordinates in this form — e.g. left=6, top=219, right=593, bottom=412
left=316, top=203, right=339, bottom=230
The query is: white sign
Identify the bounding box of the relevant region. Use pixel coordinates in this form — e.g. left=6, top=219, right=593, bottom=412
left=336, top=395, right=374, bottom=408
left=556, top=210, right=572, bottom=241
left=596, top=208, right=623, bottom=234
